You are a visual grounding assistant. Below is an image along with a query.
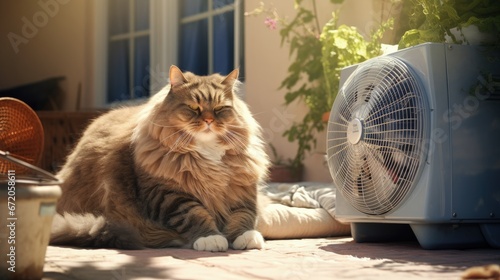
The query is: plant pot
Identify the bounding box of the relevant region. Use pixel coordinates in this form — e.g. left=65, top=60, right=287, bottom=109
left=0, top=152, right=61, bottom=280
left=268, top=165, right=303, bottom=183
left=445, top=25, right=497, bottom=45
left=322, top=111, right=330, bottom=123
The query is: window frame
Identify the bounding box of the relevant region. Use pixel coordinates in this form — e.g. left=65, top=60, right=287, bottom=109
left=108, top=0, right=150, bottom=101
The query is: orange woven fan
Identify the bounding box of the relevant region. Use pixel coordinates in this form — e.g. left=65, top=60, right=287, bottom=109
left=0, top=97, right=44, bottom=174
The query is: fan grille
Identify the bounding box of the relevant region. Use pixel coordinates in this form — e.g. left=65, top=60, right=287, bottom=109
left=327, top=56, right=429, bottom=215
left=0, top=97, right=44, bottom=175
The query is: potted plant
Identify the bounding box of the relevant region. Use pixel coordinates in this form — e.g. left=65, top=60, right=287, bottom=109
left=398, top=0, right=500, bottom=48
left=247, top=0, right=396, bottom=175
left=267, top=144, right=303, bottom=182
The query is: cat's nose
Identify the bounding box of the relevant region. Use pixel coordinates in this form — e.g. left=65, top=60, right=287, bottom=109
left=204, top=118, right=214, bottom=124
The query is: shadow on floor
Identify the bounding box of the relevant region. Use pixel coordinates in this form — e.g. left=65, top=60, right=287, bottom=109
left=44, top=245, right=248, bottom=279
left=44, top=262, right=171, bottom=280
left=320, top=238, right=500, bottom=272
left=117, top=246, right=248, bottom=261
left=44, top=246, right=174, bottom=280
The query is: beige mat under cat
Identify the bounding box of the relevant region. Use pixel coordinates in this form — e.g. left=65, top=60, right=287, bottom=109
left=257, top=183, right=351, bottom=239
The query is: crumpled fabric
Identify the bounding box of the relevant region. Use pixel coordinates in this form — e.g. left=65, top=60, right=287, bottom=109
left=263, top=183, right=337, bottom=219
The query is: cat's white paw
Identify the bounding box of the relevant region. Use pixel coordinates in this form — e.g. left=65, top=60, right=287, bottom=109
left=193, top=235, right=228, bottom=252
left=232, top=230, right=265, bottom=250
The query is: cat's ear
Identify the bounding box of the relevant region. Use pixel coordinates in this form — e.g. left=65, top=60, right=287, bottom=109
left=169, top=65, right=188, bottom=87
left=222, top=68, right=239, bottom=88
left=221, top=69, right=239, bottom=99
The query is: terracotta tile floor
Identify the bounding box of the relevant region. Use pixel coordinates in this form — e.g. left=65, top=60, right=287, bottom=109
left=42, top=237, right=500, bottom=280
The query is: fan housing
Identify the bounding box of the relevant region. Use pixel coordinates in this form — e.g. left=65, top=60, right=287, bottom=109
left=327, top=43, right=500, bottom=249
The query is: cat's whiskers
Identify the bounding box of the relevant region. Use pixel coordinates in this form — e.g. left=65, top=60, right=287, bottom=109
left=164, top=133, right=193, bottom=157
left=170, top=132, right=191, bottom=150
left=220, top=135, right=239, bottom=151
left=249, top=111, right=266, bottom=117
left=223, top=123, right=248, bottom=130
left=158, top=128, right=184, bottom=144
left=224, top=128, right=246, bottom=139
left=221, top=131, right=246, bottom=151
left=149, top=121, right=179, bottom=128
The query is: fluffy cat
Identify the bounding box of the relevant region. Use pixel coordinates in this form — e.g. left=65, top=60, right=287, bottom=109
left=50, top=66, right=270, bottom=251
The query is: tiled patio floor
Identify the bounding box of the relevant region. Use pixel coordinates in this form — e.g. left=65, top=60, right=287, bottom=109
left=42, top=237, right=500, bottom=280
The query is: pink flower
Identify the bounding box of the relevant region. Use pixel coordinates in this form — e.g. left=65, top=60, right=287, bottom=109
left=264, top=17, right=277, bottom=30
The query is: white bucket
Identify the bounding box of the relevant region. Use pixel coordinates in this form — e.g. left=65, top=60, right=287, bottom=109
left=0, top=152, right=61, bottom=279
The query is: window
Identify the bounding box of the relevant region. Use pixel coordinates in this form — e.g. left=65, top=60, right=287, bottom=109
left=107, top=0, right=151, bottom=103
left=99, top=0, right=244, bottom=105
left=178, top=0, right=244, bottom=77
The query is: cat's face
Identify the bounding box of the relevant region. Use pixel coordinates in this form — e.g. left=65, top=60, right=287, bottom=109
left=172, top=75, right=237, bottom=141
left=152, top=66, right=248, bottom=152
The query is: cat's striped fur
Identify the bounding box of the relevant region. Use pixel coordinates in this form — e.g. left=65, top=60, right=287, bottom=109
left=50, top=66, right=270, bottom=251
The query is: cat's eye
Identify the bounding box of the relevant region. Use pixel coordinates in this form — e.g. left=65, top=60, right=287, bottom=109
left=214, top=105, right=225, bottom=112
left=188, top=104, right=199, bottom=111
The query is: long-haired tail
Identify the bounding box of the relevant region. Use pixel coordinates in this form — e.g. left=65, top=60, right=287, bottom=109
left=50, top=213, right=144, bottom=250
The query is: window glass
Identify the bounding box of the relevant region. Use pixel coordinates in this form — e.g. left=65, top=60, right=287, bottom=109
left=179, top=19, right=209, bottom=75
left=107, top=0, right=150, bottom=103
left=213, top=11, right=234, bottom=74
left=181, top=0, right=208, bottom=17
left=213, top=0, right=234, bottom=9
left=134, top=36, right=151, bottom=98
left=109, top=0, right=129, bottom=36
left=135, top=0, right=150, bottom=31
left=107, top=40, right=130, bottom=102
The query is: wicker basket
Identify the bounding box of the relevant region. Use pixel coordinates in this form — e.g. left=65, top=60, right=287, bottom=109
left=36, top=111, right=105, bottom=173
